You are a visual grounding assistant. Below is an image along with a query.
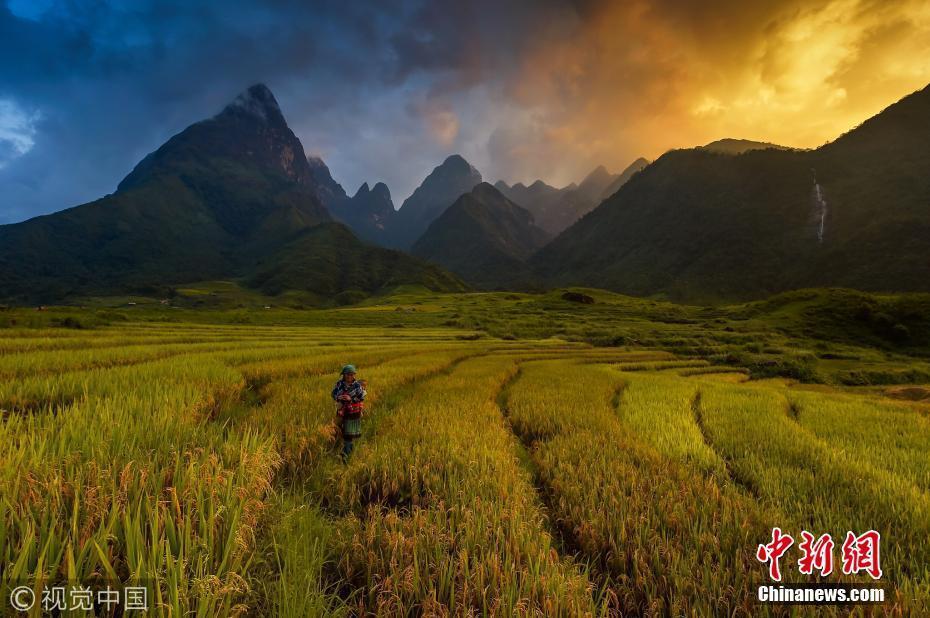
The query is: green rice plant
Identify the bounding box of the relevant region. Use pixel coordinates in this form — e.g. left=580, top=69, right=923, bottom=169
left=613, top=359, right=709, bottom=372
left=325, top=355, right=598, bottom=616
left=261, top=496, right=349, bottom=617
left=678, top=365, right=750, bottom=377
left=788, top=390, right=930, bottom=493
left=0, top=339, right=311, bottom=380
left=243, top=345, right=480, bottom=478
left=507, top=360, right=772, bottom=616
left=252, top=345, right=501, bottom=615
left=3, top=315, right=929, bottom=616
left=612, top=371, right=725, bottom=475
left=0, top=352, right=276, bottom=614
left=698, top=381, right=930, bottom=607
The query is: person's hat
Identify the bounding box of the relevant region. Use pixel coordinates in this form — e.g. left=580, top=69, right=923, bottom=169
left=341, top=364, right=357, bottom=375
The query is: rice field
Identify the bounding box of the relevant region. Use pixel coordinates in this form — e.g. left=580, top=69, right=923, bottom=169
left=0, top=320, right=927, bottom=615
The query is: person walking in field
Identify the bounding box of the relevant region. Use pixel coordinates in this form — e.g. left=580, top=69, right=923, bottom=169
left=332, top=364, right=366, bottom=461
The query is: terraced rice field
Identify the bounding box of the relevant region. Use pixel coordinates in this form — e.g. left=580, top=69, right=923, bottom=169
left=1, top=322, right=928, bottom=615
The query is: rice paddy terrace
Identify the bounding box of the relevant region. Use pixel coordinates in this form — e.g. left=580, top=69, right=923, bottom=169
left=1, top=321, right=928, bottom=615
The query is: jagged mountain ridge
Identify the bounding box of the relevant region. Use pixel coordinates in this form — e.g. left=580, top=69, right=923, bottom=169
left=495, top=158, right=648, bottom=235
left=599, top=157, right=650, bottom=200
left=309, top=150, right=642, bottom=252
left=307, top=156, right=397, bottom=244
left=532, top=83, right=930, bottom=302
left=387, top=154, right=483, bottom=249
left=0, top=84, right=464, bottom=303
left=5, top=78, right=926, bottom=305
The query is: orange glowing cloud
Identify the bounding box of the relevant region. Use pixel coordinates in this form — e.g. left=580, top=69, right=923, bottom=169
left=489, top=0, right=930, bottom=187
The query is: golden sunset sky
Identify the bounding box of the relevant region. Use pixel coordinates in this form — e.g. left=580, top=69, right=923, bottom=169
left=483, top=0, right=930, bottom=185
left=4, top=0, right=930, bottom=219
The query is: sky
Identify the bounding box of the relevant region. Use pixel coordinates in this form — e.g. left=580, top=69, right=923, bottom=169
left=2, top=0, right=930, bottom=224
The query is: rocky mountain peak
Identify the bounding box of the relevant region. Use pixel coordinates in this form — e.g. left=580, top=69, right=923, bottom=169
left=441, top=154, right=474, bottom=171
left=421, top=154, right=482, bottom=192
left=116, top=82, right=319, bottom=197
left=389, top=154, right=483, bottom=248
left=470, top=181, right=501, bottom=201
left=371, top=182, right=391, bottom=200
left=580, top=165, right=612, bottom=187
left=222, top=83, right=284, bottom=124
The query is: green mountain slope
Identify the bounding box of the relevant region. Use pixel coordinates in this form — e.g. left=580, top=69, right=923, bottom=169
left=599, top=157, right=650, bottom=200
left=492, top=179, right=563, bottom=234
left=249, top=222, right=466, bottom=302
left=0, top=84, right=463, bottom=303
left=533, top=83, right=930, bottom=302
left=412, top=183, right=550, bottom=289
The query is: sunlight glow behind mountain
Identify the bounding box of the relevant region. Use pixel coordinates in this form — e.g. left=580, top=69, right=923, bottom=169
left=1, top=0, right=930, bottom=220
left=503, top=0, right=930, bottom=188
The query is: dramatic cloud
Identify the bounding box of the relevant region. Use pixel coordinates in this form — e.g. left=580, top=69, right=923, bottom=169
left=499, top=0, right=930, bottom=186
left=1, top=0, right=929, bottom=222
left=0, top=98, right=39, bottom=168
left=420, top=104, right=460, bottom=148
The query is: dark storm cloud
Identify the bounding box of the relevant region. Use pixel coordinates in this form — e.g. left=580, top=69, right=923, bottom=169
left=0, top=0, right=564, bottom=222
left=0, top=0, right=443, bottom=221
left=2, top=0, right=929, bottom=223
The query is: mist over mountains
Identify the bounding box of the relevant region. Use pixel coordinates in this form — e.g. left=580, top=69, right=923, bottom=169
left=1, top=81, right=928, bottom=304
left=495, top=158, right=649, bottom=236
left=534, top=83, right=930, bottom=301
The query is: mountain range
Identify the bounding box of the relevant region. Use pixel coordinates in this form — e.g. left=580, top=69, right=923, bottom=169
left=533, top=83, right=930, bottom=301
left=0, top=85, right=463, bottom=304
left=1, top=81, right=928, bottom=305
left=387, top=155, right=484, bottom=249
left=494, top=158, right=649, bottom=235
left=307, top=156, right=396, bottom=245
left=412, top=183, right=550, bottom=289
